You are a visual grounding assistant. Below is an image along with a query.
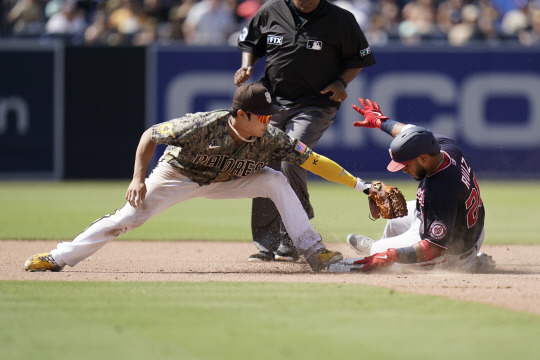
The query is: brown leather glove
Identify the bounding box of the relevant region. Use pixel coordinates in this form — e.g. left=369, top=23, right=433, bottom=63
left=368, top=180, right=408, bottom=220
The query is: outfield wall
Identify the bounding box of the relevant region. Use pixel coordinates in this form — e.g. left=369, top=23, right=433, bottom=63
left=1, top=42, right=539, bottom=179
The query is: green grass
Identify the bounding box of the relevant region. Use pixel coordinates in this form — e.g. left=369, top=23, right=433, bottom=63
left=0, top=180, right=537, bottom=244
left=1, top=180, right=539, bottom=359
left=1, top=281, right=538, bottom=360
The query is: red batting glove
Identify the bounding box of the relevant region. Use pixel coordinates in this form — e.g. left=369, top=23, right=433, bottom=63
left=351, top=98, right=389, bottom=129
left=353, top=248, right=399, bottom=272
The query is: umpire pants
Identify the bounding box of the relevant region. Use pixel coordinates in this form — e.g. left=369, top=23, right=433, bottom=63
left=251, top=104, right=337, bottom=253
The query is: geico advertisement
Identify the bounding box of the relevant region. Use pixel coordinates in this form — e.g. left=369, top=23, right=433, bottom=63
left=153, top=46, right=540, bottom=176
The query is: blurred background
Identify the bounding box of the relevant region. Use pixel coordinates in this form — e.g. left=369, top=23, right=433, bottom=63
left=1, top=0, right=540, bottom=180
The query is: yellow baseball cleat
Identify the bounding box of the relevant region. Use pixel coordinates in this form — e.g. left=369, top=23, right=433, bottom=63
left=306, top=248, right=343, bottom=272
left=24, top=253, right=63, bottom=272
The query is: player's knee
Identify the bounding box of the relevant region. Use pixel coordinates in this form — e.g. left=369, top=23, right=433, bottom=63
left=263, top=169, right=289, bottom=188
left=110, top=207, right=148, bottom=231
left=257, top=169, right=290, bottom=197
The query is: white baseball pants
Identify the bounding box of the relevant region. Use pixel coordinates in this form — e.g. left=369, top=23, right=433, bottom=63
left=370, top=200, right=485, bottom=270
left=51, top=162, right=324, bottom=267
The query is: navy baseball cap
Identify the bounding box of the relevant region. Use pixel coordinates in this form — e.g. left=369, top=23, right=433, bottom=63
left=387, top=126, right=441, bottom=172
left=232, top=83, right=280, bottom=115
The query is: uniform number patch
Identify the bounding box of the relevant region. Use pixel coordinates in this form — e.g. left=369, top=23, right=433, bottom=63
left=239, top=27, right=248, bottom=42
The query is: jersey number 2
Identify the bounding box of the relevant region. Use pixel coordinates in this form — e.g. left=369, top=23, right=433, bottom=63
left=465, top=176, right=482, bottom=228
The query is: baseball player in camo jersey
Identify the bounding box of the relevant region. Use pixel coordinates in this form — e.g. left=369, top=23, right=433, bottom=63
left=329, top=98, right=493, bottom=273
left=24, top=83, right=370, bottom=273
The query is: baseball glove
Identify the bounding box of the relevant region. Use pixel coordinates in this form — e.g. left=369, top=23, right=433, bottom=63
left=368, top=180, right=408, bottom=220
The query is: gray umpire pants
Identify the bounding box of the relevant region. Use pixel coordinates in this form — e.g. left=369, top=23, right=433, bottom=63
left=251, top=104, right=337, bottom=253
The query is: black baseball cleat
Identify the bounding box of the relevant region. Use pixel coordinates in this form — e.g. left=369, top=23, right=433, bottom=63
left=274, top=235, right=299, bottom=261
left=248, top=251, right=274, bottom=262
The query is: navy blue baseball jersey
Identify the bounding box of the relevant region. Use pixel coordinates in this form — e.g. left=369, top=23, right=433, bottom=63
left=417, top=135, right=485, bottom=254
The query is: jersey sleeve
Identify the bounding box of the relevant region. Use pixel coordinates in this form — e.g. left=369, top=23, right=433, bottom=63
left=237, top=8, right=267, bottom=58
left=421, top=196, right=458, bottom=249
left=151, top=113, right=214, bottom=146
left=339, top=11, right=376, bottom=69
left=151, top=119, right=188, bottom=145
left=266, top=126, right=312, bottom=165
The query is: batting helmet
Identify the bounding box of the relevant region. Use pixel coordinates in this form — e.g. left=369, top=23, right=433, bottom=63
left=387, top=126, right=440, bottom=172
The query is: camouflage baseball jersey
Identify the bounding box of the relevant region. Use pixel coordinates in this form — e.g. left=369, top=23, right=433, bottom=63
left=151, top=110, right=312, bottom=185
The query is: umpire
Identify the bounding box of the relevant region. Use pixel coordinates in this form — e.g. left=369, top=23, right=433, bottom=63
left=235, top=0, right=376, bottom=262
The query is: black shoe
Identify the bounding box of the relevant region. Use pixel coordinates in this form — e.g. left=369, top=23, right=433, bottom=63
left=274, top=236, right=299, bottom=262
left=248, top=251, right=274, bottom=262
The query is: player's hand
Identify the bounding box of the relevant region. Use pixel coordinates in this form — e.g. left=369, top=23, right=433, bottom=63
left=234, top=65, right=253, bottom=86
left=320, top=80, right=347, bottom=103
left=352, top=98, right=389, bottom=129
left=353, top=248, right=399, bottom=272
left=126, top=180, right=147, bottom=208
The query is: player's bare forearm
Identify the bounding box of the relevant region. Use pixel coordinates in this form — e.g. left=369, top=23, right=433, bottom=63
left=234, top=52, right=260, bottom=86
left=132, top=128, right=156, bottom=182
left=412, top=240, right=444, bottom=261
left=126, top=128, right=156, bottom=208
left=241, top=52, right=259, bottom=68
left=356, top=240, right=445, bottom=272
left=390, top=122, right=406, bottom=137
left=339, top=67, right=363, bottom=84
left=321, top=67, right=363, bottom=102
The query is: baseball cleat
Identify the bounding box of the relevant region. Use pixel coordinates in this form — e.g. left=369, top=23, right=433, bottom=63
left=274, top=237, right=299, bottom=262
left=347, top=234, right=374, bottom=256
left=248, top=251, right=274, bottom=262
left=24, top=253, right=63, bottom=272
left=306, top=248, right=343, bottom=272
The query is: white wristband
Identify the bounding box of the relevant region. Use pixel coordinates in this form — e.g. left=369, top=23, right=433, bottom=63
left=354, top=178, right=368, bottom=192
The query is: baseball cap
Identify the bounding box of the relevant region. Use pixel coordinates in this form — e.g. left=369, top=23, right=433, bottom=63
left=387, top=126, right=441, bottom=172
left=232, top=83, right=280, bottom=115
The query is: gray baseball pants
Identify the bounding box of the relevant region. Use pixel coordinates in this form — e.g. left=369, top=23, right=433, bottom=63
left=251, top=104, right=337, bottom=253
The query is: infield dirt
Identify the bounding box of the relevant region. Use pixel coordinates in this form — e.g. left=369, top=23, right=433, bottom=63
left=2, top=241, right=539, bottom=315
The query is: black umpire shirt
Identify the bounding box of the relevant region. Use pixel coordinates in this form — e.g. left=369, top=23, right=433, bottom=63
left=237, top=0, right=376, bottom=107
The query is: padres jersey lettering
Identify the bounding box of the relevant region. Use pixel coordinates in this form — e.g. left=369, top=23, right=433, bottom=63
left=151, top=110, right=311, bottom=185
